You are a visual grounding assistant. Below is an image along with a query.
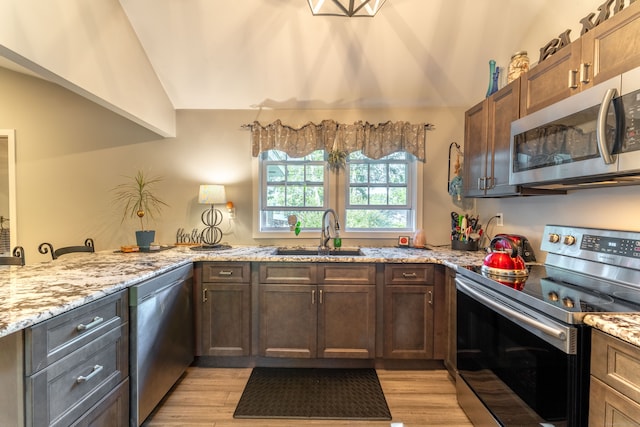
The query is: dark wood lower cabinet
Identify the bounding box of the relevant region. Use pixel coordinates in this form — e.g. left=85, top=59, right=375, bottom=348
left=383, top=264, right=445, bottom=360
left=194, top=262, right=252, bottom=358
left=258, top=263, right=376, bottom=359
left=383, top=284, right=434, bottom=359
left=200, top=283, right=251, bottom=357
left=259, top=284, right=317, bottom=358
left=259, top=283, right=376, bottom=359
left=317, top=284, right=375, bottom=358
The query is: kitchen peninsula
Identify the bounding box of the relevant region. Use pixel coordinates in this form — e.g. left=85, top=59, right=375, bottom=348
left=0, top=245, right=483, bottom=427
left=0, top=245, right=485, bottom=339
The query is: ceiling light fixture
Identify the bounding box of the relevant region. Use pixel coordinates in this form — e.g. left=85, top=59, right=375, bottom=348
left=307, top=0, right=386, bottom=17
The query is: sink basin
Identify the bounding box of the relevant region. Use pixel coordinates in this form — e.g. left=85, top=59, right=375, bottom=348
left=275, top=247, right=363, bottom=256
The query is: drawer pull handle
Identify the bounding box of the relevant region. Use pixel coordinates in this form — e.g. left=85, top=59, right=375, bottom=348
left=319, top=289, right=324, bottom=304
left=428, top=290, right=433, bottom=305
left=568, top=69, right=578, bottom=89
left=580, top=62, right=590, bottom=84
left=312, top=289, right=316, bottom=304
left=76, top=316, right=104, bottom=331
left=402, top=272, right=418, bottom=278
left=76, top=365, right=103, bottom=384
left=218, top=271, right=233, bottom=276
left=203, top=289, right=208, bottom=303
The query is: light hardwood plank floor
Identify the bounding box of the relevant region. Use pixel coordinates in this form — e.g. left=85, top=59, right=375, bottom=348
left=144, top=367, right=472, bottom=427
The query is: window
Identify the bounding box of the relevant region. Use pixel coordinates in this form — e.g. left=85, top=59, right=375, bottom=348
left=345, top=151, right=414, bottom=231
left=260, top=150, right=327, bottom=230
left=258, top=149, right=419, bottom=235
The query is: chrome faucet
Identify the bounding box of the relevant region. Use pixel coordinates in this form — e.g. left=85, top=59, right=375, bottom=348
left=319, top=208, right=340, bottom=254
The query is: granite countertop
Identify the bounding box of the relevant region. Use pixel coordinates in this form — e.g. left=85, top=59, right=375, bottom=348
left=584, top=313, right=640, bottom=347
left=0, top=244, right=486, bottom=339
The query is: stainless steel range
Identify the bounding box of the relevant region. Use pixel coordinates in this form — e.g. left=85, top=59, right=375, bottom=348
left=455, top=225, right=640, bottom=427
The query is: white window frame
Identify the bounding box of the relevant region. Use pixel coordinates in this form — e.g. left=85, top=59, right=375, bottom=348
left=252, top=151, right=423, bottom=240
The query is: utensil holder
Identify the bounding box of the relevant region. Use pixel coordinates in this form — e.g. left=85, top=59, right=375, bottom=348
left=452, top=240, right=479, bottom=251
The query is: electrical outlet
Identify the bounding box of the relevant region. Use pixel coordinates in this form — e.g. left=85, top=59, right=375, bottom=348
left=496, top=213, right=504, bottom=226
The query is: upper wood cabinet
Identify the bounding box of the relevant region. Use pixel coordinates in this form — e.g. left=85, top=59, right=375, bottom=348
left=463, top=79, right=521, bottom=198
left=521, top=2, right=640, bottom=116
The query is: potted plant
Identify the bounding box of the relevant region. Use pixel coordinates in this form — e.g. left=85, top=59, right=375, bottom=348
left=112, top=170, right=168, bottom=249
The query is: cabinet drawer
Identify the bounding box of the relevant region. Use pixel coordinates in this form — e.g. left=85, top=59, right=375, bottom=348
left=589, top=376, right=640, bottom=427
left=202, top=262, right=250, bottom=283
left=27, top=323, right=128, bottom=427
left=70, top=377, right=129, bottom=427
left=318, top=263, right=375, bottom=285
left=25, top=290, right=127, bottom=375
left=259, top=263, right=317, bottom=284
left=591, top=329, right=640, bottom=404
left=385, top=264, right=435, bottom=285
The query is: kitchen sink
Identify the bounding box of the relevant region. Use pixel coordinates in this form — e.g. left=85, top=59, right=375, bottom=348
left=275, top=247, right=363, bottom=256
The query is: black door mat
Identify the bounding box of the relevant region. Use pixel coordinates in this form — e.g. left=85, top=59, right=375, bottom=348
left=233, top=367, right=392, bottom=420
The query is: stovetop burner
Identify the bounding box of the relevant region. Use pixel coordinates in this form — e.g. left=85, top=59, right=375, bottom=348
left=458, top=225, right=640, bottom=325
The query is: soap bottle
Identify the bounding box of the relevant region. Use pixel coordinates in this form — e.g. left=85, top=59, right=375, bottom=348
left=333, top=229, right=342, bottom=249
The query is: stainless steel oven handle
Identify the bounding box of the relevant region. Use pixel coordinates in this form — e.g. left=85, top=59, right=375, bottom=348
left=456, top=278, right=567, bottom=341
left=596, top=87, right=618, bottom=165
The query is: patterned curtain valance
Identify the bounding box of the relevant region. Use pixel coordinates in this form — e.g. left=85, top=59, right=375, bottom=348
left=247, top=119, right=434, bottom=162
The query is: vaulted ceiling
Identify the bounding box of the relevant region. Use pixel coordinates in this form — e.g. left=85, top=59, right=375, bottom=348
left=1, top=1, right=569, bottom=112
left=117, top=0, right=553, bottom=110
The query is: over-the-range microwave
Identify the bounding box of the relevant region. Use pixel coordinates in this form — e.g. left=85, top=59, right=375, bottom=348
left=509, top=66, right=640, bottom=190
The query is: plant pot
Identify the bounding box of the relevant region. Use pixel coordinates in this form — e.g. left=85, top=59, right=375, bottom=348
left=135, top=230, right=155, bottom=249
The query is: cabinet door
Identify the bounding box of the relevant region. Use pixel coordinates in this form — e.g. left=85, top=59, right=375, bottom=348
left=589, top=376, right=640, bottom=427
left=317, top=285, right=375, bottom=359
left=520, top=41, right=582, bottom=115
left=383, top=285, right=434, bottom=359
left=582, top=2, right=640, bottom=90
left=259, top=284, right=316, bottom=358
left=200, top=283, right=251, bottom=357
left=463, top=99, right=489, bottom=197
left=486, top=79, right=521, bottom=197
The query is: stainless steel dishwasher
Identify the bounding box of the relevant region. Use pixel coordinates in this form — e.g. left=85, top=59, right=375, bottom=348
left=129, top=263, right=194, bottom=426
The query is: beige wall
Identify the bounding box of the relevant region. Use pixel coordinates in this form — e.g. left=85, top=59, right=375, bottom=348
left=0, top=67, right=467, bottom=264
left=2, top=0, right=639, bottom=265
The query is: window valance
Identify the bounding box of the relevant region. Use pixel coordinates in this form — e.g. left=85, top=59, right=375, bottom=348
left=247, top=120, right=434, bottom=162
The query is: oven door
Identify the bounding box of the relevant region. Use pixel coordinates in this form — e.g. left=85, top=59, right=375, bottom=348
left=455, top=276, right=590, bottom=427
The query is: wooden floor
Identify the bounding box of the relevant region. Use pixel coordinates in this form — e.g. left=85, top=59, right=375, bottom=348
left=144, top=367, right=473, bottom=427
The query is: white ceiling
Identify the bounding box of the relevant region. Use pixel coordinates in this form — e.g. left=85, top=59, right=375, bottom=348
left=116, top=0, right=552, bottom=110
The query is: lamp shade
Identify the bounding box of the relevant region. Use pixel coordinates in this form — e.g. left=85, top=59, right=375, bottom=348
left=308, top=0, right=386, bottom=17
left=199, top=184, right=226, bottom=204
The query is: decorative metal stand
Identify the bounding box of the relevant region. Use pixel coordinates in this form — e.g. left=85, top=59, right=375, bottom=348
left=200, top=205, right=224, bottom=247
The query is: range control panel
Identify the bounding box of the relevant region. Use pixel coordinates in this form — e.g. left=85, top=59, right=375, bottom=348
left=580, top=234, right=640, bottom=258
left=541, top=225, right=640, bottom=269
